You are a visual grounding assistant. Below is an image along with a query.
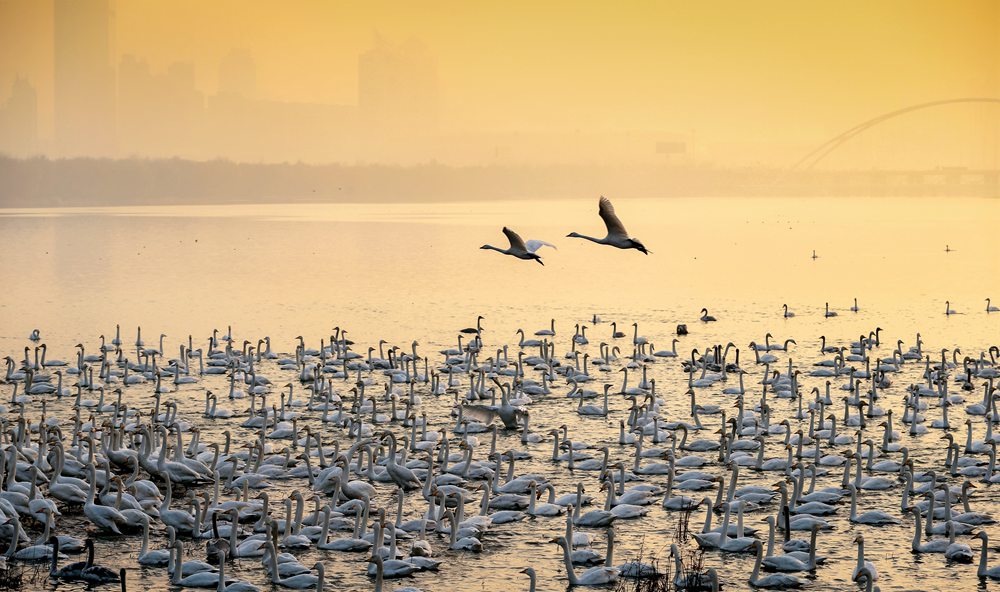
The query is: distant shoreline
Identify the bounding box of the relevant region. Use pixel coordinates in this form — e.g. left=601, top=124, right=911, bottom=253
left=0, top=155, right=995, bottom=207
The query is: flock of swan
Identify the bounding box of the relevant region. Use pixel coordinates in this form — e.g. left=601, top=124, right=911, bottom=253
left=1, top=296, right=999, bottom=591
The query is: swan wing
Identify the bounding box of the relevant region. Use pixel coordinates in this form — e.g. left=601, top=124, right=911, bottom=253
left=460, top=404, right=499, bottom=424
left=525, top=239, right=557, bottom=253
left=598, top=196, right=629, bottom=239
left=502, top=227, right=529, bottom=252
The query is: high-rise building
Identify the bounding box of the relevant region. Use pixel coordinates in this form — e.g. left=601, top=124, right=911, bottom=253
left=218, top=49, right=257, bottom=98
left=0, top=77, right=39, bottom=156
left=358, top=38, right=439, bottom=136
left=118, top=55, right=204, bottom=157
left=54, top=0, right=117, bottom=157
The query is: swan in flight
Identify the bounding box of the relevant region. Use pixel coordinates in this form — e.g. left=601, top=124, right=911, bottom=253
left=525, top=239, right=557, bottom=254
left=567, top=196, right=649, bottom=254
left=480, top=227, right=544, bottom=265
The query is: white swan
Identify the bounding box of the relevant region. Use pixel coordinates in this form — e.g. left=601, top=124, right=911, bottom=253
left=526, top=239, right=557, bottom=254
left=848, top=484, right=898, bottom=525
left=370, top=556, right=423, bottom=592
left=264, top=543, right=323, bottom=588
left=554, top=536, right=618, bottom=586
left=566, top=196, right=649, bottom=254
left=748, top=541, right=804, bottom=588
left=480, top=227, right=545, bottom=265
left=216, top=550, right=260, bottom=592
left=977, top=532, right=1000, bottom=579
left=83, top=463, right=129, bottom=534
left=852, top=535, right=877, bottom=582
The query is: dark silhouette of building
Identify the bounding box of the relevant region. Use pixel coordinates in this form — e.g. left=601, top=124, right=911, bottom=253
left=54, top=0, right=117, bottom=156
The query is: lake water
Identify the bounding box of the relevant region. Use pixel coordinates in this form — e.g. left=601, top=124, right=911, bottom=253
left=1, top=196, right=999, bottom=591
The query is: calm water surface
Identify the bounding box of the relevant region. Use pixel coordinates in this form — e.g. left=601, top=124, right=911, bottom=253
left=0, top=196, right=999, bottom=591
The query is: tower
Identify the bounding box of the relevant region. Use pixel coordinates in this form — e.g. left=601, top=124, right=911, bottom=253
left=53, top=0, right=117, bottom=156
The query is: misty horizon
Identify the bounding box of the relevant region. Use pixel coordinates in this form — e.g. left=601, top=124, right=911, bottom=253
left=0, top=0, right=998, bottom=170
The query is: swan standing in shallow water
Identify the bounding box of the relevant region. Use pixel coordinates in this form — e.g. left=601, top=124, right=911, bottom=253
left=480, top=227, right=545, bottom=265
left=567, top=196, right=649, bottom=254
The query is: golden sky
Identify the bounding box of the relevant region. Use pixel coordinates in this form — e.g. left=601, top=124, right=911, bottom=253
left=0, top=0, right=997, bottom=166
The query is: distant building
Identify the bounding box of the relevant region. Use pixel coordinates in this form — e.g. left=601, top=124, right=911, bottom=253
left=358, top=37, right=439, bottom=139
left=204, top=92, right=358, bottom=162
left=54, top=0, right=117, bottom=157
left=118, top=55, right=204, bottom=157
left=218, top=49, right=257, bottom=99
left=0, top=77, right=39, bottom=156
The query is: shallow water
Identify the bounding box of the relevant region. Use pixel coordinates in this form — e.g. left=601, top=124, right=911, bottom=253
left=1, top=196, right=999, bottom=591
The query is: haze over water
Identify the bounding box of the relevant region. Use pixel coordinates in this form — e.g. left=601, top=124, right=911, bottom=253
left=3, top=196, right=998, bottom=346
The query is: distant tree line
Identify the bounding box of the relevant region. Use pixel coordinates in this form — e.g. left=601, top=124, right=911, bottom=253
left=2, top=155, right=988, bottom=207
left=0, top=156, right=762, bottom=207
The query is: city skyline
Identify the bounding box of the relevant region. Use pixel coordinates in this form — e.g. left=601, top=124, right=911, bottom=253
left=0, top=0, right=997, bottom=168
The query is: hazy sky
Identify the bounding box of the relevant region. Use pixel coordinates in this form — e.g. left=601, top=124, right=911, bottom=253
left=1, top=0, right=997, bottom=166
